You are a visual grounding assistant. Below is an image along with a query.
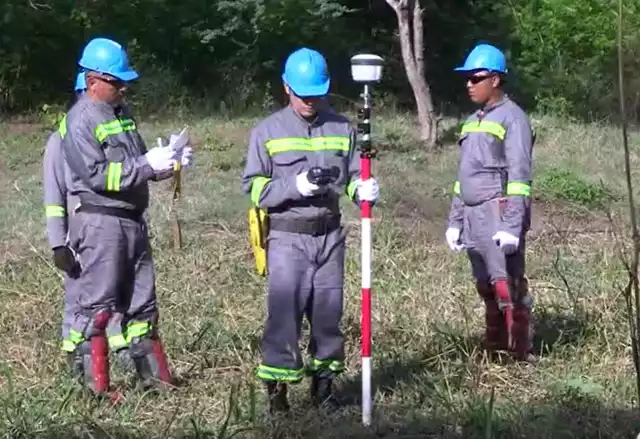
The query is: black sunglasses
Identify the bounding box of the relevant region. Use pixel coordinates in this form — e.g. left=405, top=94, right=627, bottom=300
left=466, top=74, right=496, bottom=85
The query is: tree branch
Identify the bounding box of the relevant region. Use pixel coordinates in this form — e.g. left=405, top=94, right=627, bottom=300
left=412, top=0, right=425, bottom=79
left=616, top=0, right=640, bottom=411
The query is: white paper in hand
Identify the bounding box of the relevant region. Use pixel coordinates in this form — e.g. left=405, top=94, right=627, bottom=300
left=169, top=127, right=189, bottom=154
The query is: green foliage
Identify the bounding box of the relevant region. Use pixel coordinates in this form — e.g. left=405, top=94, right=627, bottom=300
left=1, top=0, right=639, bottom=121
left=536, top=167, right=619, bottom=207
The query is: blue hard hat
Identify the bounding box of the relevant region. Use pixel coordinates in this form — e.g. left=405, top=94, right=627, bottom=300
left=454, top=44, right=507, bottom=74
left=282, top=47, right=330, bottom=97
left=78, top=38, right=139, bottom=82
left=74, top=72, right=86, bottom=91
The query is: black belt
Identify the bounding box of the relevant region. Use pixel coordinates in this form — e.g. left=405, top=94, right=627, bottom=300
left=269, top=215, right=341, bottom=236
left=77, top=203, right=144, bottom=222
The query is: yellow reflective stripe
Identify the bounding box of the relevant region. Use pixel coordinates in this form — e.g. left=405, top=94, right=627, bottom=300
left=106, top=162, right=123, bottom=191
left=453, top=181, right=461, bottom=195
left=58, top=115, right=67, bottom=138
left=108, top=334, right=127, bottom=349
left=460, top=120, right=506, bottom=140
left=61, top=339, right=76, bottom=352
left=506, top=181, right=531, bottom=197
left=125, top=321, right=151, bottom=343
left=251, top=176, right=271, bottom=206
left=307, top=358, right=345, bottom=373
left=346, top=179, right=358, bottom=200
left=94, top=118, right=137, bottom=143
left=69, top=329, right=85, bottom=344
left=45, top=204, right=66, bottom=217
left=265, top=136, right=350, bottom=156
left=174, top=161, right=181, bottom=172
left=256, top=364, right=304, bottom=382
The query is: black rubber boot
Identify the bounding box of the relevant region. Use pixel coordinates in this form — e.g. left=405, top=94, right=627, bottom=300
left=310, top=376, right=340, bottom=411
left=266, top=381, right=290, bottom=414
left=66, top=350, right=84, bottom=381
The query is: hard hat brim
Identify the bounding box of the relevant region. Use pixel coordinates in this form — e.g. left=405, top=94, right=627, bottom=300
left=284, top=75, right=330, bottom=98
left=453, top=66, right=507, bottom=74
left=111, top=69, right=139, bottom=82
left=80, top=66, right=140, bottom=82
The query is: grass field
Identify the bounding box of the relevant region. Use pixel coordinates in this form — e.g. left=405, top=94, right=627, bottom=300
left=1, top=109, right=640, bottom=438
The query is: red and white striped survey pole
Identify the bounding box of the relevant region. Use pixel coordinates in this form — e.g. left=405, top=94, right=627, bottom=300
left=350, top=53, right=384, bottom=427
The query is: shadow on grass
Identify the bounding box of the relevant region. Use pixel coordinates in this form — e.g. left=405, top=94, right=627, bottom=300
left=19, top=396, right=640, bottom=439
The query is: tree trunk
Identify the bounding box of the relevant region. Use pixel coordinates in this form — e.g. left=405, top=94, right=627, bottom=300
left=386, top=0, right=439, bottom=148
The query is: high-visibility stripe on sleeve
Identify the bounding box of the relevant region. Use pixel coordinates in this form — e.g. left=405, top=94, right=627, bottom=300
left=506, top=181, right=531, bottom=197
left=106, top=162, right=123, bottom=191
left=453, top=181, right=461, bottom=195
left=460, top=121, right=506, bottom=140
left=250, top=176, right=271, bottom=206
left=45, top=204, right=66, bottom=217
left=58, top=115, right=67, bottom=138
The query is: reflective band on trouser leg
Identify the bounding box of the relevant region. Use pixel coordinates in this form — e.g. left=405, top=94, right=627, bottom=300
left=125, top=321, right=151, bottom=344
left=94, top=118, right=137, bottom=143
left=108, top=334, right=127, bottom=350
left=346, top=179, right=358, bottom=201
left=460, top=121, right=506, bottom=140
left=250, top=176, right=271, bottom=206
left=256, top=364, right=304, bottom=383
left=46, top=204, right=66, bottom=218
left=61, top=328, right=85, bottom=352
left=306, top=358, right=345, bottom=376
left=265, top=136, right=350, bottom=156
left=106, top=162, right=123, bottom=192
left=506, top=182, right=531, bottom=197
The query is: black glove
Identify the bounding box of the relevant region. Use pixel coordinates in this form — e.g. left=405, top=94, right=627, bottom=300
left=307, top=166, right=340, bottom=186
left=52, top=246, right=81, bottom=279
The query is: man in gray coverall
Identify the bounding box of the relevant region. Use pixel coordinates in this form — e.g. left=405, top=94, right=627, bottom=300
left=445, top=43, right=535, bottom=362
left=241, top=47, right=380, bottom=413
left=45, top=72, right=133, bottom=375
left=61, top=37, right=193, bottom=394
left=44, top=72, right=87, bottom=366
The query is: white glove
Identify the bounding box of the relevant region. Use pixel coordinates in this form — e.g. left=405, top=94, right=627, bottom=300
left=445, top=227, right=464, bottom=252
left=145, top=146, right=177, bottom=172
left=169, top=129, right=190, bottom=154
left=356, top=178, right=380, bottom=203
left=179, top=145, right=194, bottom=168
left=492, top=231, right=519, bottom=254
left=296, top=172, right=321, bottom=197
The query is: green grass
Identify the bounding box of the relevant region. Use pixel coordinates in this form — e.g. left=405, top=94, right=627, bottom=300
left=1, top=110, right=640, bottom=438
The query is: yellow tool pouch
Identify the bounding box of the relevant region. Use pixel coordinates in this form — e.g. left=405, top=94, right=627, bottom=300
left=248, top=206, right=268, bottom=276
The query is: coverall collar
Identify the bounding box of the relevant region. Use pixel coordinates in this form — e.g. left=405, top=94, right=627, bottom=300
left=80, top=93, right=123, bottom=114
left=479, top=93, right=509, bottom=114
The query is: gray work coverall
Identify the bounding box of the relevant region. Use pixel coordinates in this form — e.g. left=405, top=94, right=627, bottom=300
left=61, top=95, right=172, bottom=362
left=42, top=128, right=80, bottom=349
left=241, top=104, right=361, bottom=383
left=448, top=95, right=534, bottom=354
